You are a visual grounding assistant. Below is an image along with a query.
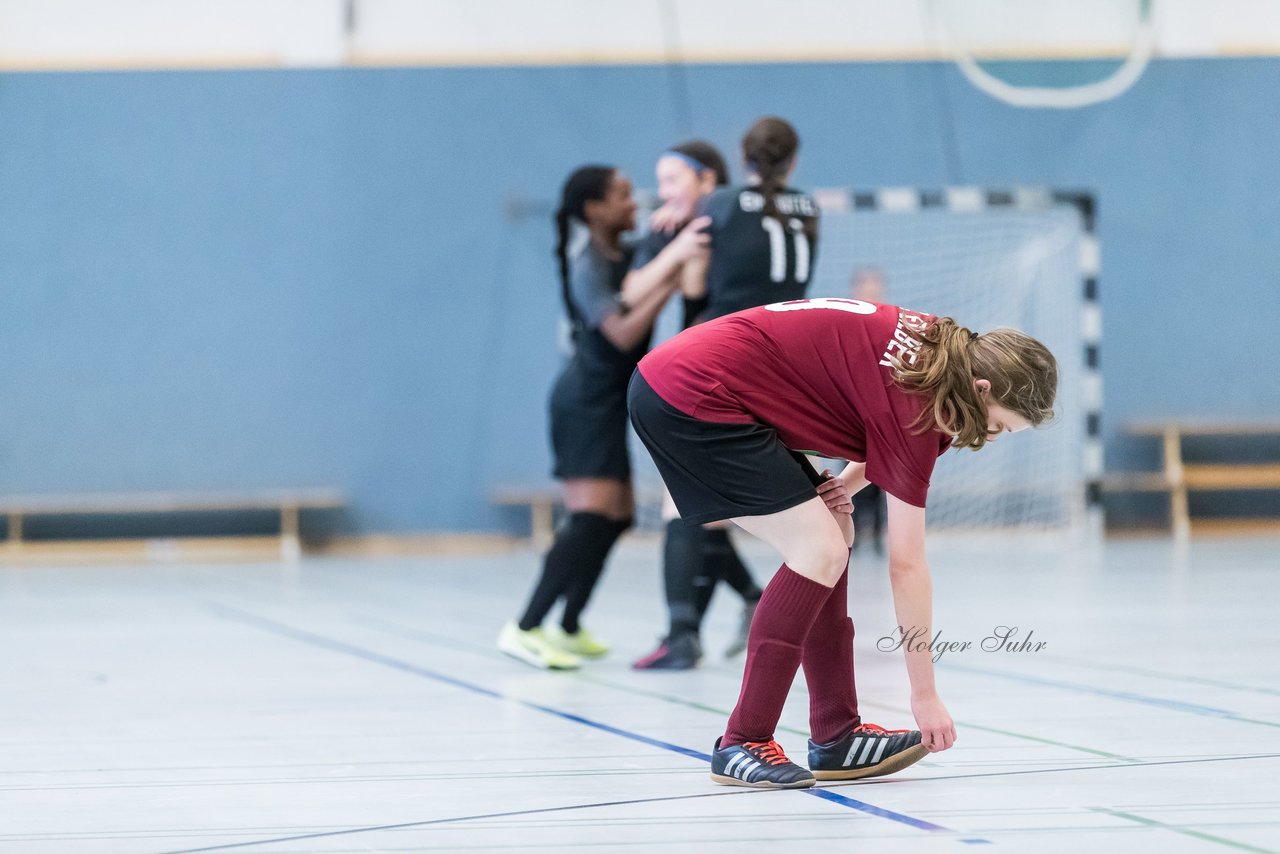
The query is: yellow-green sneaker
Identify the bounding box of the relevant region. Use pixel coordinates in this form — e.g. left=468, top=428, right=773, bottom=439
left=544, top=624, right=610, bottom=658
left=497, top=622, right=581, bottom=670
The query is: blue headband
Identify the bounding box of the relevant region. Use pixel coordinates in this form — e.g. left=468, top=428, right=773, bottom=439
left=661, top=150, right=712, bottom=174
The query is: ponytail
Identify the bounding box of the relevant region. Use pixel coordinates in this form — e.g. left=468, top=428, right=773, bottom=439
left=742, top=117, right=799, bottom=218
left=893, top=318, right=1058, bottom=450
left=741, top=116, right=814, bottom=239
left=553, top=165, right=615, bottom=337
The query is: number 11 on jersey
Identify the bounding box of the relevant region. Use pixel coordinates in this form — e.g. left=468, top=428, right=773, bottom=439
left=761, top=216, right=811, bottom=284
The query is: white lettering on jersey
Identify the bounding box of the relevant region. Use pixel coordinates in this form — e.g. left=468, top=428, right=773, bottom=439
left=737, top=191, right=818, bottom=217
left=765, top=298, right=878, bottom=315
left=879, top=309, right=930, bottom=367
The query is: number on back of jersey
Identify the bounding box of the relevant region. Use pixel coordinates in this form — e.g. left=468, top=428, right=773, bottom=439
left=761, top=216, right=812, bottom=285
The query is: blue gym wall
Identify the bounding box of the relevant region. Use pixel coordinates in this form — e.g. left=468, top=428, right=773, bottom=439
left=1, top=59, right=1277, bottom=534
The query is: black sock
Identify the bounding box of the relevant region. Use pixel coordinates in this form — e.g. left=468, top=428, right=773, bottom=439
left=560, top=516, right=630, bottom=634
left=691, top=528, right=724, bottom=619
left=705, top=528, right=762, bottom=603
left=692, top=556, right=718, bottom=621
left=518, top=512, right=618, bottom=632
left=663, top=518, right=706, bottom=638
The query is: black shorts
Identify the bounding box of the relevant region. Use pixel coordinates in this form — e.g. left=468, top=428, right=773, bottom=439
left=549, top=362, right=631, bottom=481
left=628, top=371, right=826, bottom=524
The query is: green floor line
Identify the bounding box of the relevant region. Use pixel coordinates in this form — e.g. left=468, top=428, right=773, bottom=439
left=1038, top=655, right=1280, bottom=697
left=576, top=672, right=1138, bottom=763
left=1090, top=807, right=1279, bottom=854
left=358, top=617, right=1138, bottom=764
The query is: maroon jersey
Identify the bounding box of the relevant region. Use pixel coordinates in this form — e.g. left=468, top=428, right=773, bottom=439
left=637, top=298, right=952, bottom=507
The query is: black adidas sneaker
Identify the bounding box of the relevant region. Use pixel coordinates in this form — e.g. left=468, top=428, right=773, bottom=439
left=710, top=736, right=815, bottom=789
left=808, top=723, right=929, bottom=780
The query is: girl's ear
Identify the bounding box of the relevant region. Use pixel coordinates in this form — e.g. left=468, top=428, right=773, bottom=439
left=974, top=379, right=992, bottom=396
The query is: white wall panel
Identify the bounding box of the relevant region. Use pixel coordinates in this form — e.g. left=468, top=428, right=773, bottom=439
left=0, top=0, right=1277, bottom=70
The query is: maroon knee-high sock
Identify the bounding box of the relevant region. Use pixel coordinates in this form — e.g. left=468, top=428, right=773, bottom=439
left=801, top=551, right=862, bottom=744
left=722, top=565, right=834, bottom=747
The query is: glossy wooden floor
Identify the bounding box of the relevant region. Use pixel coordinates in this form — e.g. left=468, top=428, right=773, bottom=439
left=3, top=532, right=1277, bottom=853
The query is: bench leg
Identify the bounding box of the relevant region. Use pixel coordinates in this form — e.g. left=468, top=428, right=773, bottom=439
left=531, top=499, right=554, bottom=550
left=281, top=504, right=302, bottom=562
left=6, top=513, right=22, bottom=550
left=1163, top=428, right=1190, bottom=542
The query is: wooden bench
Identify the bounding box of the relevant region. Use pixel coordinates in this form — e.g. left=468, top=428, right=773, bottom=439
left=1104, top=422, right=1280, bottom=539
left=491, top=486, right=560, bottom=548
left=0, top=488, right=345, bottom=559
left=490, top=484, right=664, bottom=547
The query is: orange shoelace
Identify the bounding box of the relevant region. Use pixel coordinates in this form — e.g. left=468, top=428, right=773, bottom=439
left=856, top=722, right=910, bottom=735
left=743, top=740, right=791, bottom=766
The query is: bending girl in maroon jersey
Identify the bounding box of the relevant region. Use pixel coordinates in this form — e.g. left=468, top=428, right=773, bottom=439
left=628, top=297, right=1057, bottom=788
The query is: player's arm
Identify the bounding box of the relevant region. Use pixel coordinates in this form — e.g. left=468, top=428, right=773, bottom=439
left=619, top=216, right=711, bottom=308
left=679, top=250, right=708, bottom=300
left=838, top=461, right=870, bottom=495
left=599, top=274, right=678, bottom=351
left=885, top=493, right=957, bottom=753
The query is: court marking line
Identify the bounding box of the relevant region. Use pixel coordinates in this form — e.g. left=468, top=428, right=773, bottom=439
left=938, top=661, right=1280, bottom=728
left=357, top=614, right=1141, bottom=762
left=1089, top=807, right=1280, bottom=854
left=1032, top=654, right=1280, bottom=698
left=205, top=603, right=984, bottom=844
left=834, top=752, right=1280, bottom=786
left=575, top=671, right=1141, bottom=764
left=157, top=789, right=761, bottom=854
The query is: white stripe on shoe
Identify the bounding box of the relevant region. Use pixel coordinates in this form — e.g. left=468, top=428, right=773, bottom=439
left=739, top=759, right=761, bottom=780
left=725, top=753, right=748, bottom=776
left=842, top=737, right=863, bottom=767
left=857, top=737, right=877, bottom=765
left=870, top=737, right=890, bottom=764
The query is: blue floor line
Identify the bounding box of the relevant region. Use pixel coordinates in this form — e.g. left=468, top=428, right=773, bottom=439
left=208, top=603, right=989, bottom=844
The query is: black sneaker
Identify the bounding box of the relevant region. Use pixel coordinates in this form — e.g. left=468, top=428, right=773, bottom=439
left=710, top=736, right=815, bottom=789
left=808, top=723, right=928, bottom=780
left=632, top=631, right=701, bottom=670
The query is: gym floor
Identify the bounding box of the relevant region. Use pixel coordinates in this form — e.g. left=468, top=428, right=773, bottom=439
left=4, top=532, right=1278, bottom=853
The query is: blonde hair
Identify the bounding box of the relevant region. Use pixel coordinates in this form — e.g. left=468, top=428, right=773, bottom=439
left=893, top=317, right=1058, bottom=450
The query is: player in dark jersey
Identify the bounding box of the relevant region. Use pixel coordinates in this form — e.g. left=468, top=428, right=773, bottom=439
left=619, top=141, right=771, bottom=671
left=692, top=116, right=820, bottom=320
left=629, top=297, right=1058, bottom=787
left=499, top=164, right=709, bottom=670
left=624, top=140, right=728, bottom=327
left=633, top=117, right=820, bottom=670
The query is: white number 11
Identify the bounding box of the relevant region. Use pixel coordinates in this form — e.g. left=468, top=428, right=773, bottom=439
left=761, top=217, right=811, bottom=284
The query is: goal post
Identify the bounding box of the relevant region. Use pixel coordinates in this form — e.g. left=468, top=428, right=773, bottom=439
left=796, top=186, right=1100, bottom=537
left=636, top=185, right=1103, bottom=539
left=503, top=184, right=1104, bottom=539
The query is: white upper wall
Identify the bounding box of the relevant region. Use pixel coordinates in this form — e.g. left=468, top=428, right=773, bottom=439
left=0, top=0, right=1276, bottom=70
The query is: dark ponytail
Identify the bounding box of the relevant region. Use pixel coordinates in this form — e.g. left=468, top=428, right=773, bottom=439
left=554, top=165, right=615, bottom=335
left=741, top=116, right=800, bottom=219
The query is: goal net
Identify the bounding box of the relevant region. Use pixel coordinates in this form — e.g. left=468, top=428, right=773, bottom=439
left=635, top=186, right=1102, bottom=539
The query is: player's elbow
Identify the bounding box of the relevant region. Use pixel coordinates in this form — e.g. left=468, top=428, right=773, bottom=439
left=888, top=557, right=929, bottom=580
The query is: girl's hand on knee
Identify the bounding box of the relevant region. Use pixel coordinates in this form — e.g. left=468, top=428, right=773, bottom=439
left=817, top=470, right=854, bottom=515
